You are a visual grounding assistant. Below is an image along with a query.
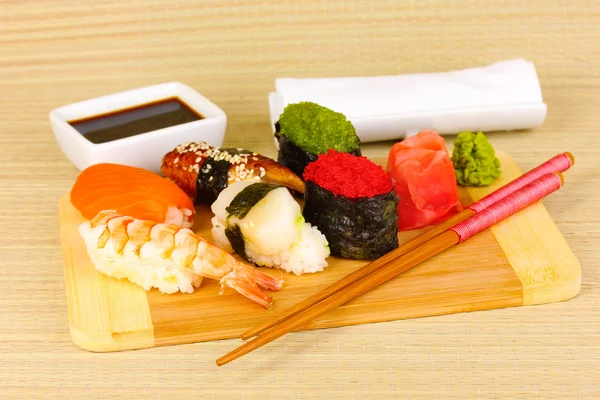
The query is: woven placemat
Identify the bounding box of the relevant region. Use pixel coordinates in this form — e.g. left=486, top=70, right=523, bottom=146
left=1, top=0, right=599, bottom=398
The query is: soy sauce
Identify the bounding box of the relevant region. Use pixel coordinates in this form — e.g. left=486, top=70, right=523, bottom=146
left=69, top=97, right=203, bottom=144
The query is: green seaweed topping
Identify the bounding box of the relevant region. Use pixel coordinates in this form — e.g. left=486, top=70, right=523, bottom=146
left=275, top=102, right=360, bottom=155
left=451, top=131, right=502, bottom=187
left=225, top=182, right=282, bottom=220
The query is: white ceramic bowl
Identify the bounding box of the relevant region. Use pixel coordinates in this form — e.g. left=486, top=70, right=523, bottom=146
left=50, top=82, right=227, bottom=173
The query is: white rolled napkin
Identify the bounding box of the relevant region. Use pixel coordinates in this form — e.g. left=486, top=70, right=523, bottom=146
left=268, top=58, right=547, bottom=142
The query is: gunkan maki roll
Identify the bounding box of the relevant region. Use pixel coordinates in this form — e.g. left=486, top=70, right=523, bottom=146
left=274, top=102, right=362, bottom=178
left=302, top=150, right=399, bottom=260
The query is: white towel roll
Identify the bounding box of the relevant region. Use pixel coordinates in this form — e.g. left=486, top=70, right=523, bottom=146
left=268, top=58, right=547, bottom=142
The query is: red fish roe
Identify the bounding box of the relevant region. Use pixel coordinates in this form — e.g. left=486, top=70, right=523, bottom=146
left=303, top=150, right=393, bottom=199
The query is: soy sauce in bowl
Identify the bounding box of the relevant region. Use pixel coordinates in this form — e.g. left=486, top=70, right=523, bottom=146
left=68, top=97, right=204, bottom=144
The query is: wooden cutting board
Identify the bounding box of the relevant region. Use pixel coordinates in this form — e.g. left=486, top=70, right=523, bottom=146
left=58, top=150, right=581, bottom=353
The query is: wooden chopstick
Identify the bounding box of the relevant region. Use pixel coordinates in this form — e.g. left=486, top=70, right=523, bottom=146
left=217, top=171, right=566, bottom=366
left=239, top=209, right=474, bottom=341
left=239, top=152, right=575, bottom=340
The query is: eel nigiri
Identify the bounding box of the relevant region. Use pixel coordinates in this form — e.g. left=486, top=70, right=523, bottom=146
left=210, top=181, right=330, bottom=276
left=70, top=163, right=195, bottom=228
left=160, top=141, right=305, bottom=204
left=79, top=210, right=283, bottom=308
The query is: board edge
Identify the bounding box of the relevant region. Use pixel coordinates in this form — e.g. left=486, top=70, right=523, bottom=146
left=492, top=216, right=582, bottom=307
left=59, top=193, right=157, bottom=353
left=69, top=325, right=155, bottom=353
left=475, top=151, right=582, bottom=307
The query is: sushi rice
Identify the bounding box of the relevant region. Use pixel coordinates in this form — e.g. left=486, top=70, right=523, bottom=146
left=164, top=205, right=194, bottom=228
left=79, top=219, right=203, bottom=294
left=211, top=181, right=330, bottom=276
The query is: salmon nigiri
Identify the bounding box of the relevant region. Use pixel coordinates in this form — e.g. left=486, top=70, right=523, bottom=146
left=70, top=163, right=195, bottom=228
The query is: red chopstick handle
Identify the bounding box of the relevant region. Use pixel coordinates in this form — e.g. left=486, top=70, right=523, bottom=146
left=452, top=172, right=563, bottom=243
left=468, top=153, right=573, bottom=213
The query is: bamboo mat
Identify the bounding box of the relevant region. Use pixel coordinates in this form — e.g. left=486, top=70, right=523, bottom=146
left=1, top=1, right=599, bottom=398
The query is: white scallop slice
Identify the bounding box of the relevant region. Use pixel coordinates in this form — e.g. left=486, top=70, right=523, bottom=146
left=238, top=186, right=301, bottom=256
left=210, top=180, right=255, bottom=223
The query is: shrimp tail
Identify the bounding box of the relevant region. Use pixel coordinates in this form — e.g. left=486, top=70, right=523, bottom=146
left=250, top=267, right=284, bottom=292
left=219, top=263, right=283, bottom=309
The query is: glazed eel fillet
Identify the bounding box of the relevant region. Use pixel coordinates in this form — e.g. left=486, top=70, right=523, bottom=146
left=161, top=141, right=305, bottom=204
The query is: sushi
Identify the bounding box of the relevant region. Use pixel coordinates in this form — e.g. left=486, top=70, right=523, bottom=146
left=302, top=150, right=399, bottom=260
left=160, top=141, right=305, bottom=204
left=210, top=181, right=330, bottom=276
left=79, top=210, right=283, bottom=308
left=274, top=102, right=362, bottom=178
left=70, top=163, right=195, bottom=228
left=387, top=130, right=463, bottom=231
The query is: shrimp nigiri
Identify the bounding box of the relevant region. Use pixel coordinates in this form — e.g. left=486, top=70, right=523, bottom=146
left=79, top=210, right=283, bottom=308
left=70, top=163, right=195, bottom=228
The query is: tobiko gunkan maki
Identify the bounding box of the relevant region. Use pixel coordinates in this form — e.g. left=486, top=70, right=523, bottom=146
left=274, top=102, right=362, bottom=178
left=302, top=150, right=399, bottom=260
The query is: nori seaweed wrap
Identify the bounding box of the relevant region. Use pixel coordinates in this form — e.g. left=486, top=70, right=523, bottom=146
left=302, top=150, right=399, bottom=260
left=274, top=102, right=362, bottom=178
